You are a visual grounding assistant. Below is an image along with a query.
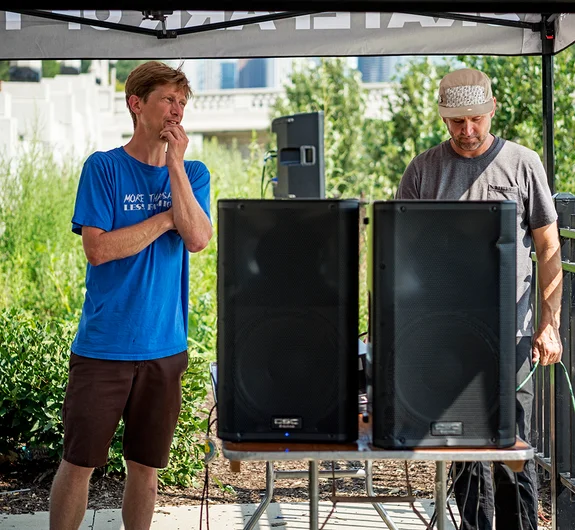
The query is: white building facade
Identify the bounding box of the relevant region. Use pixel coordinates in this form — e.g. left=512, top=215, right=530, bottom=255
left=0, top=70, right=395, bottom=161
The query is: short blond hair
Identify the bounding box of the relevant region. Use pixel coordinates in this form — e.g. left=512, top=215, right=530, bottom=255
left=125, top=61, right=193, bottom=128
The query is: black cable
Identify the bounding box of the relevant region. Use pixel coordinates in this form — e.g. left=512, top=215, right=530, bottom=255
left=319, top=461, right=337, bottom=530
left=446, top=500, right=458, bottom=530
left=199, top=465, right=210, bottom=530
left=445, top=462, right=467, bottom=529
left=260, top=162, right=267, bottom=199
left=199, top=403, right=218, bottom=530
left=403, top=461, right=431, bottom=528
left=474, top=467, right=481, bottom=530
left=206, top=403, right=216, bottom=430
left=209, top=417, right=217, bottom=433
left=459, top=462, right=475, bottom=530
left=262, top=177, right=276, bottom=198
left=260, top=150, right=277, bottom=199
left=427, top=462, right=466, bottom=529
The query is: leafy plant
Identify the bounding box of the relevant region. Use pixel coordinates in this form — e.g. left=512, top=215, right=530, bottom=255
left=0, top=138, right=265, bottom=486
left=0, top=308, right=74, bottom=458
left=0, top=145, right=86, bottom=318
left=365, top=57, right=456, bottom=196
left=272, top=58, right=370, bottom=198
left=459, top=51, right=575, bottom=193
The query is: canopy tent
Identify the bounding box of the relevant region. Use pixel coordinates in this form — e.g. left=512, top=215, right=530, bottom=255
left=1, top=10, right=575, bottom=59
left=1, top=4, right=575, bottom=193
left=2, top=4, right=575, bottom=528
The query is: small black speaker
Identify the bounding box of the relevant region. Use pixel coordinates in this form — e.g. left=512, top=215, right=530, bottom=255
left=271, top=111, right=325, bottom=199
left=217, top=199, right=359, bottom=442
left=369, top=200, right=517, bottom=449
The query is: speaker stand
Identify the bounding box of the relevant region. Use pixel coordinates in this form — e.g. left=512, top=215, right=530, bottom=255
left=242, top=460, right=399, bottom=530
left=435, top=461, right=448, bottom=530
left=243, top=461, right=274, bottom=530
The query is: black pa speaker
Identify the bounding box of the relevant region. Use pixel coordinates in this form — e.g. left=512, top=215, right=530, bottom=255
left=217, top=199, right=359, bottom=442
left=369, top=200, right=517, bottom=448
left=271, top=111, right=325, bottom=199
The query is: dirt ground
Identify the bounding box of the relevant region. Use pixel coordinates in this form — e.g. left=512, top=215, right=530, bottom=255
left=0, top=391, right=553, bottom=529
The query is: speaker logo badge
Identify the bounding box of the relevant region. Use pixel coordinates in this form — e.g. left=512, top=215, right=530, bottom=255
left=272, top=417, right=303, bottom=430
left=431, top=422, right=463, bottom=436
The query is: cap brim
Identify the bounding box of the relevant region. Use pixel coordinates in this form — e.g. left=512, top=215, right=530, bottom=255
left=438, top=100, right=494, bottom=118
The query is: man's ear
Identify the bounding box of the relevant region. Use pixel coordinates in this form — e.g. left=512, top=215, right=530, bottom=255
left=490, top=97, right=497, bottom=117
left=127, top=94, right=142, bottom=116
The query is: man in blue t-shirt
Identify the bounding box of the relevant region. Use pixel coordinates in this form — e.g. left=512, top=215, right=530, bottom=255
left=49, top=61, right=212, bottom=530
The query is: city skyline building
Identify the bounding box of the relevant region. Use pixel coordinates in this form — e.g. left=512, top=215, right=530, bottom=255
left=220, top=61, right=237, bottom=89
left=357, top=56, right=401, bottom=83
left=238, top=58, right=268, bottom=89
left=183, top=56, right=423, bottom=92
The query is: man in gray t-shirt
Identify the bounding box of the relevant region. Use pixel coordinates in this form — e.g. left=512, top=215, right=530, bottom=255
left=397, top=68, right=562, bottom=530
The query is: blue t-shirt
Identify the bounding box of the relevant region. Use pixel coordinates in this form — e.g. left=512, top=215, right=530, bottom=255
left=70, top=147, right=211, bottom=361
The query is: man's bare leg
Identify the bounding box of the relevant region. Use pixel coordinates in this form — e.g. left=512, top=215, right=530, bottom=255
left=49, top=459, right=94, bottom=530
left=122, top=460, right=158, bottom=530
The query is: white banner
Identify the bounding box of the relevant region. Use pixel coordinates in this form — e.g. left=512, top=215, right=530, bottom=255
left=1, top=11, right=574, bottom=59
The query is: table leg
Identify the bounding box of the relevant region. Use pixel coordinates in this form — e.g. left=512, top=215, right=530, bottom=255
left=364, top=461, right=400, bottom=530
left=244, top=461, right=274, bottom=530
left=435, top=461, right=447, bottom=530
left=309, top=460, right=319, bottom=530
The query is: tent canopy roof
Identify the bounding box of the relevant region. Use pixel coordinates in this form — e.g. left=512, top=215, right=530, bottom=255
left=1, top=7, right=575, bottom=59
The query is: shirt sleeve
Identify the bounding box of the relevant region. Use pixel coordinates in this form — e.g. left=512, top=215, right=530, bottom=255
left=71, top=153, right=115, bottom=235
left=395, top=158, right=421, bottom=199
left=187, top=160, right=212, bottom=223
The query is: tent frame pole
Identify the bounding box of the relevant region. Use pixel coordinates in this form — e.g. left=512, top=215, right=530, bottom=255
left=542, top=15, right=556, bottom=193
left=9, top=10, right=542, bottom=38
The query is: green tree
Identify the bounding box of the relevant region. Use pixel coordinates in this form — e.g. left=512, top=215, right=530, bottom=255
left=459, top=51, right=575, bottom=193
left=81, top=60, right=92, bottom=74
left=115, top=60, right=147, bottom=84
left=365, top=58, right=455, bottom=199
left=0, top=61, right=9, bottom=81
left=373, top=52, right=575, bottom=197
left=272, top=58, right=369, bottom=197
left=41, top=60, right=60, bottom=78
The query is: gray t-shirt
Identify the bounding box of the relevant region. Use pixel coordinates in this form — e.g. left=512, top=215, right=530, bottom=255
left=396, top=136, right=557, bottom=337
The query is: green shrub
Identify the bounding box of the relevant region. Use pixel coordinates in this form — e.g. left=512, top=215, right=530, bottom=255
left=159, top=350, right=210, bottom=486
left=0, top=147, right=86, bottom=318
left=0, top=308, right=74, bottom=458
left=0, top=139, right=266, bottom=486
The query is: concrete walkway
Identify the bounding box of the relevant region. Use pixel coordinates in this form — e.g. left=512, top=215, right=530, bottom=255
left=0, top=501, right=460, bottom=529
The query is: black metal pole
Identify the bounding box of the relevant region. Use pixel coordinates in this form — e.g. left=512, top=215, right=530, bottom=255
left=540, top=16, right=559, bottom=530
left=542, top=16, right=556, bottom=194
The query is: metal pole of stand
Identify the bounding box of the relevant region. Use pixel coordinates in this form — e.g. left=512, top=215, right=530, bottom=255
left=435, top=461, right=447, bottom=530
left=244, top=461, right=275, bottom=530
left=309, top=460, right=319, bottom=530
left=364, top=460, right=400, bottom=530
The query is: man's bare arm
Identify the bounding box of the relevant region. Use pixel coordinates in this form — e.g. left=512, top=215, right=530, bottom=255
left=168, top=163, right=213, bottom=252
left=162, top=123, right=213, bottom=253
left=532, top=222, right=563, bottom=366
left=82, top=209, right=174, bottom=266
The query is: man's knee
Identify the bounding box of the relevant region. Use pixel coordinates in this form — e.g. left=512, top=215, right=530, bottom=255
left=57, top=458, right=95, bottom=481
left=125, top=460, right=158, bottom=485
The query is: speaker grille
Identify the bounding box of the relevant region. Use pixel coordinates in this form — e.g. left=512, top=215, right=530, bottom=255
left=371, top=201, right=517, bottom=448
left=217, top=199, right=359, bottom=442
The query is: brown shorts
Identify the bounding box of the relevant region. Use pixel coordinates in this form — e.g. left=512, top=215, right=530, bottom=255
left=62, top=351, right=188, bottom=469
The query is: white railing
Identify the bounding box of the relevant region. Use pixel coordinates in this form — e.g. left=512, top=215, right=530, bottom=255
left=113, top=83, right=395, bottom=135
left=0, top=76, right=396, bottom=160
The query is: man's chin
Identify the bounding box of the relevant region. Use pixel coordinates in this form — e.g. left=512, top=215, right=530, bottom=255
left=456, top=140, right=482, bottom=151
